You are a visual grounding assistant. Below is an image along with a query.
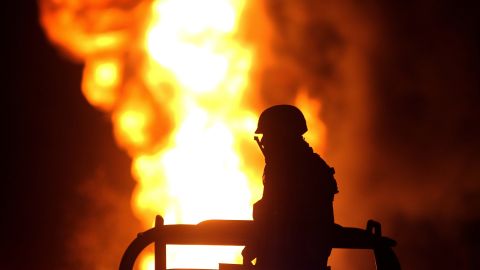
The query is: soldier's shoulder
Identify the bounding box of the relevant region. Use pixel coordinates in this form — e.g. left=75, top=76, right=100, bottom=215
left=311, top=152, right=339, bottom=194
left=310, top=152, right=330, bottom=167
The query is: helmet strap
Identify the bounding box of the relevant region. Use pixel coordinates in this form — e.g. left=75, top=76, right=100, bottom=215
left=254, top=136, right=266, bottom=156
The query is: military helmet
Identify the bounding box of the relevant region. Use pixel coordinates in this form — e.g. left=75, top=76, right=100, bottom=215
left=255, top=104, right=307, bottom=135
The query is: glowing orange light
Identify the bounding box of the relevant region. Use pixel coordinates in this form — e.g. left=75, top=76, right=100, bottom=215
left=39, top=0, right=328, bottom=269
left=82, top=58, right=122, bottom=111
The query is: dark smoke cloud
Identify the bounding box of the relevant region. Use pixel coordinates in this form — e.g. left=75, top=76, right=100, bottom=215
left=6, top=2, right=140, bottom=269
left=367, top=1, right=480, bottom=269
left=65, top=169, right=142, bottom=269
left=261, top=0, right=480, bottom=269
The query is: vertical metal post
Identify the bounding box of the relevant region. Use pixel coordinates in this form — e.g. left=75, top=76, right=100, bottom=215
left=155, top=215, right=166, bottom=270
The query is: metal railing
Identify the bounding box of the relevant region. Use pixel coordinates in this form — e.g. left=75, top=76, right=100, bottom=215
left=119, top=215, right=400, bottom=270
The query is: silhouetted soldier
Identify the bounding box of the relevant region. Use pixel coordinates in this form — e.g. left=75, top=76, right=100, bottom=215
left=243, top=105, right=338, bottom=270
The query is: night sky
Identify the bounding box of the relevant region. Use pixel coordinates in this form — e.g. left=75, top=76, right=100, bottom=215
left=6, top=1, right=480, bottom=270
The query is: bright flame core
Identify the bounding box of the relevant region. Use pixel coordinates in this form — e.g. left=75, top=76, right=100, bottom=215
left=134, top=0, right=256, bottom=267
left=39, top=0, right=327, bottom=269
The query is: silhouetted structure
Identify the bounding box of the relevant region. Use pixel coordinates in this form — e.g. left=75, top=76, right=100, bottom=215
left=242, top=105, right=338, bottom=270
left=119, top=216, right=400, bottom=270
left=118, top=105, right=401, bottom=270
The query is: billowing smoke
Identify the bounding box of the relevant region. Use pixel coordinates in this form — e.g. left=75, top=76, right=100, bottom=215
left=251, top=1, right=385, bottom=268
left=65, top=170, right=141, bottom=269
left=258, top=0, right=479, bottom=269
left=365, top=1, right=480, bottom=269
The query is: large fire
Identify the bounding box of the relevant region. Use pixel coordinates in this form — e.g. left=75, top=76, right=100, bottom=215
left=39, top=0, right=326, bottom=269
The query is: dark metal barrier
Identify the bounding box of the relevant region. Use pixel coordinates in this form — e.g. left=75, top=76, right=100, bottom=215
left=119, top=215, right=400, bottom=270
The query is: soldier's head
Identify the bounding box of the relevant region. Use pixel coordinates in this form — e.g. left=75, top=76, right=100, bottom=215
left=255, top=105, right=307, bottom=152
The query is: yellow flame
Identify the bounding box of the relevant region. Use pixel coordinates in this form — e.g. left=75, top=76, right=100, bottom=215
left=139, top=253, right=155, bottom=270
left=295, top=90, right=327, bottom=154
left=82, top=58, right=122, bottom=111
left=39, top=0, right=328, bottom=269
left=118, top=110, right=149, bottom=146
left=131, top=0, right=257, bottom=268
left=94, top=61, right=119, bottom=88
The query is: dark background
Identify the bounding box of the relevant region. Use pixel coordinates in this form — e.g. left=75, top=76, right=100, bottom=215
left=6, top=1, right=138, bottom=269
left=6, top=0, right=480, bottom=269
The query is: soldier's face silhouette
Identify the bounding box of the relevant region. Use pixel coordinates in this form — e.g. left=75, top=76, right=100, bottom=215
left=260, top=132, right=297, bottom=154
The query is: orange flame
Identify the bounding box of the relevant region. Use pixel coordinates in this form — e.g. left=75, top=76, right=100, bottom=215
left=39, top=0, right=327, bottom=269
